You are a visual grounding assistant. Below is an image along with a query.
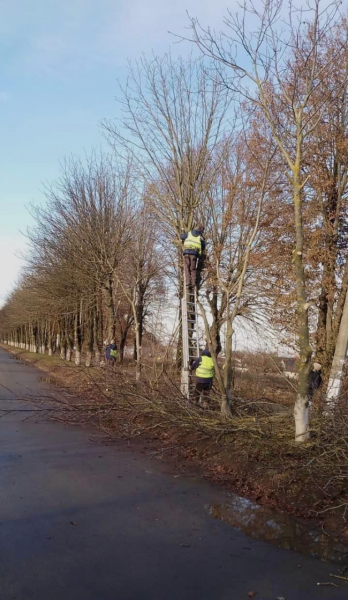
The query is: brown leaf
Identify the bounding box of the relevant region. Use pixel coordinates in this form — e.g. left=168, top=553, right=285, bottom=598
left=248, top=593, right=255, bottom=598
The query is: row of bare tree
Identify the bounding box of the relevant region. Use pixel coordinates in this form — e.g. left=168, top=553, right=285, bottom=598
left=1, top=0, right=348, bottom=441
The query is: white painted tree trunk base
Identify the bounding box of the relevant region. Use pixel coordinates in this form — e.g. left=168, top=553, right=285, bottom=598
left=294, top=395, right=309, bottom=442
left=325, top=373, right=344, bottom=414
left=75, top=351, right=81, bottom=366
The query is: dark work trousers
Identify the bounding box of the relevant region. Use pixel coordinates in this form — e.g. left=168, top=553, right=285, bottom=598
left=184, top=254, right=198, bottom=287
left=106, top=357, right=116, bottom=369
left=193, top=380, right=212, bottom=404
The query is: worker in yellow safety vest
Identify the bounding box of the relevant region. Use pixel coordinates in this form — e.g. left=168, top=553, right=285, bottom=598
left=180, top=226, right=205, bottom=288
left=190, top=348, right=214, bottom=407
left=105, top=339, right=118, bottom=367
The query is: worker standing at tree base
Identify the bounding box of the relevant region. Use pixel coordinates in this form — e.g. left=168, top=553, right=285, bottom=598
left=190, top=348, right=214, bottom=408
left=181, top=226, right=205, bottom=288
left=309, top=362, right=322, bottom=402
left=105, top=339, right=118, bottom=367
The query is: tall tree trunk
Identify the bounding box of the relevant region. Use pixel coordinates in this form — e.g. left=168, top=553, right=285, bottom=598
left=119, top=334, right=126, bottom=364
left=104, top=276, right=116, bottom=340
left=85, top=313, right=94, bottom=367
left=93, top=311, right=100, bottom=365
left=208, top=289, right=224, bottom=356
left=66, top=318, right=74, bottom=362
left=74, top=304, right=82, bottom=366
left=47, top=320, right=53, bottom=356
left=32, top=323, right=38, bottom=353
left=176, top=264, right=183, bottom=371
left=316, top=264, right=329, bottom=365
left=198, top=299, right=226, bottom=398
left=316, top=232, right=337, bottom=368
left=326, top=288, right=348, bottom=407
left=222, top=315, right=233, bottom=417
left=327, top=261, right=348, bottom=364
left=133, top=288, right=145, bottom=362
left=135, top=321, right=142, bottom=381
left=60, top=329, right=67, bottom=360
left=24, top=325, right=29, bottom=350
left=293, top=155, right=312, bottom=442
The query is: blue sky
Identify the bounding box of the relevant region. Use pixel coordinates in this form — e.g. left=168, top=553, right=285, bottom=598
left=0, top=0, right=230, bottom=305
left=1, top=0, right=342, bottom=306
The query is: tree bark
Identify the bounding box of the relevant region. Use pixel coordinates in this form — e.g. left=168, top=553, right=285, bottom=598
left=293, top=156, right=311, bottom=442
left=74, top=306, right=82, bottom=366
left=60, top=332, right=67, bottom=360
left=222, top=314, right=233, bottom=416
left=326, top=287, right=348, bottom=407
left=85, top=313, right=94, bottom=367
left=176, top=266, right=184, bottom=371
left=93, top=311, right=100, bottom=365
left=104, top=276, right=116, bottom=340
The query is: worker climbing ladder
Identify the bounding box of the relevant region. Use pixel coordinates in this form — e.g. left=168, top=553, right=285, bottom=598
left=181, top=269, right=200, bottom=399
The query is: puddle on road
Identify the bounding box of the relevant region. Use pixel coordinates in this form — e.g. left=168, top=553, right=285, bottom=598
left=208, top=496, right=348, bottom=564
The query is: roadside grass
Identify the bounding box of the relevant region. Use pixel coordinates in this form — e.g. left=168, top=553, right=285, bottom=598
left=2, top=343, right=348, bottom=538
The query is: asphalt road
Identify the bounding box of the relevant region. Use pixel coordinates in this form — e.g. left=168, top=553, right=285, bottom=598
left=0, top=347, right=346, bottom=600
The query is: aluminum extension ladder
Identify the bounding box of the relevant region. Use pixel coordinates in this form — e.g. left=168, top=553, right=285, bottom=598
left=181, top=270, right=200, bottom=399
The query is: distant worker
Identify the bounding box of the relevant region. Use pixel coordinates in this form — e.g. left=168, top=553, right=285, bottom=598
left=309, top=362, right=322, bottom=401
left=181, top=225, right=206, bottom=288
left=190, top=348, right=214, bottom=408
left=105, top=339, right=118, bottom=367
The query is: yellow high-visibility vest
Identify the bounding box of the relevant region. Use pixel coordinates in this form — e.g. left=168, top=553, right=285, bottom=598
left=196, top=355, right=214, bottom=379
left=183, top=231, right=202, bottom=255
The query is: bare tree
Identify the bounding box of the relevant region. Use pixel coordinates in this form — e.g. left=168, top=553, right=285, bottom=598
left=188, top=0, right=345, bottom=441
left=198, top=123, right=276, bottom=414
left=102, top=54, right=232, bottom=367
left=115, top=205, right=165, bottom=380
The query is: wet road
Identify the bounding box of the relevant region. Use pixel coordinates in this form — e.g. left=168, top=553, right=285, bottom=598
left=0, top=347, right=346, bottom=600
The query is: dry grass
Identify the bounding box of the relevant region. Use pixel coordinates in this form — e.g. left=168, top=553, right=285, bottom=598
left=3, top=344, right=348, bottom=527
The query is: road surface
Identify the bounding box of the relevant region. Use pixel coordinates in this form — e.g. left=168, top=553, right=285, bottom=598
left=0, top=347, right=346, bottom=600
